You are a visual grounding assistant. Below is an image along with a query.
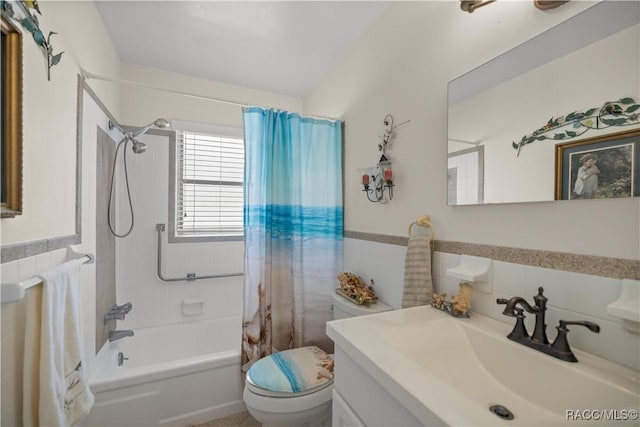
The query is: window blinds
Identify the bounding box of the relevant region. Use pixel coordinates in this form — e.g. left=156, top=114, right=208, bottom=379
left=176, top=130, right=244, bottom=237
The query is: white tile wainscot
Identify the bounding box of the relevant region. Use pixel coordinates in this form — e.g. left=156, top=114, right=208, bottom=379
left=344, top=237, right=639, bottom=371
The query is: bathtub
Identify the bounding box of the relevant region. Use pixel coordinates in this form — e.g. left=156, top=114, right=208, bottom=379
left=82, top=316, right=245, bottom=427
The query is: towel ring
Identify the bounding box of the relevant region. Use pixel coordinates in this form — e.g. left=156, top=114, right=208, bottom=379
left=408, top=215, right=435, bottom=239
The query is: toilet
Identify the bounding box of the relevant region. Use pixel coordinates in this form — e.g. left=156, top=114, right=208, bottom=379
left=243, top=292, right=392, bottom=427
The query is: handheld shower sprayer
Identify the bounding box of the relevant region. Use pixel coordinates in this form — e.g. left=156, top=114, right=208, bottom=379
left=108, top=118, right=171, bottom=153
left=107, top=118, right=171, bottom=237
left=131, top=118, right=171, bottom=138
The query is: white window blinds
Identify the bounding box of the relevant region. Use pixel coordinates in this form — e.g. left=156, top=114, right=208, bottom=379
left=176, top=129, right=244, bottom=237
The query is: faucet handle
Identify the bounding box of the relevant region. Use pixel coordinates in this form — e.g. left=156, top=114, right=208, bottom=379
left=104, top=302, right=133, bottom=325
left=551, top=319, right=600, bottom=362
left=114, top=302, right=133, bottom=314
left=558, top=320, right=600, bottom=333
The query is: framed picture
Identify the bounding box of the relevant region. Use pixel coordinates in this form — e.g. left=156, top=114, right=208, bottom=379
left=1, top=15, right=23, bottom=218
left=555, top=128, right=640, bottom=200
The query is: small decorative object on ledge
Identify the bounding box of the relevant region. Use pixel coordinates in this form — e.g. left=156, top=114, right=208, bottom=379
left=513, top=98, right=640, bottom=156
left=359, top=114, right=409, bottom=204
left=431, top=282, right=473, bottom=318
left=1, top=0, right=63, bottom=80
left=336, top=272, right=378, bottom=305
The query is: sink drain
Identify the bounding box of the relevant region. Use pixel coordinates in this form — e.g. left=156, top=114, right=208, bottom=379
left=490, top=405, right=514, bottom=420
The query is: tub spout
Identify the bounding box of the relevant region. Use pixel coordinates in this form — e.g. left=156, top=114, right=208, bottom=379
left=109, top=329, right=134, bottom=342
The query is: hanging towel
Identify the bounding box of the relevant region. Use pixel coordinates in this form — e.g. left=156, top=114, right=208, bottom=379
left=24, top=262, right=94, bottom=426
left=402, top=226, right=434, bottom=308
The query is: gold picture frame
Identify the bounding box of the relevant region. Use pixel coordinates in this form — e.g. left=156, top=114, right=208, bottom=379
left=555, top=128, right=640, bottom=201
left=1, top=15, right=23, bottom=218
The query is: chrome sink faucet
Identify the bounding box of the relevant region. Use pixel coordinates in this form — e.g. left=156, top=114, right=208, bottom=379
left=497, top=287, right=599, bottom=362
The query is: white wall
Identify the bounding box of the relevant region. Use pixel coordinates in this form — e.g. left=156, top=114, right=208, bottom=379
left=0, top=0, right=121, bottom=245
left=1, top=2, right=121, bottom=424
left=304, top=1, right=639, bottom=261
left=344, top=238, right=639, bottom=371
left=119, top=63, right=303, bottom=129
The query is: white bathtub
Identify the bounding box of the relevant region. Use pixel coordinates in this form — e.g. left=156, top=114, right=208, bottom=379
left=82, top=316, right=245, bottom=427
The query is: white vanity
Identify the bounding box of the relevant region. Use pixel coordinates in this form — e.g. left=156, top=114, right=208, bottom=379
left=326, top=306, right=640, bottom=426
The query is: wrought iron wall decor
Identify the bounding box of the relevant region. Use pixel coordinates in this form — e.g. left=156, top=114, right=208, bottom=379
left=1, top=0, right=63, bottom=80
left=513, top=98, right=640, bottom=156
left=359, top=114, right=410, bottom=204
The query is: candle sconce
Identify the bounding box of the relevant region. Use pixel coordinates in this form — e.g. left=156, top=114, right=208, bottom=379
left=359, top=114, right=409, bottom=204
left=359, top=160, right=394, bottom=203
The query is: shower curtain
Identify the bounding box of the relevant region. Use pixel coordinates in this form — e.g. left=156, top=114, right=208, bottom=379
left=241, top=107, right=343, bottom=372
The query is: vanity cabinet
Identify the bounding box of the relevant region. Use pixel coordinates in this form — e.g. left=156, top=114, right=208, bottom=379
left=332, top=347, right=442, bottom=427
left=332, top=390, right=366, bottom=427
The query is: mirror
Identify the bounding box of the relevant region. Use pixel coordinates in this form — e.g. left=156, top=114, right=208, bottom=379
left=447, top=2, right=640, bottom=205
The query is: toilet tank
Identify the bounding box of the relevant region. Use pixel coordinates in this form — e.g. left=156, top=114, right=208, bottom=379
left=332, top=292, right=392, bottom=320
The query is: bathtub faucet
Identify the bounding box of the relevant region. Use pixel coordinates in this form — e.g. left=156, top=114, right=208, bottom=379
left=104, top=302, right=133, bottom=325
left=109, top=329, right=134, bottom=342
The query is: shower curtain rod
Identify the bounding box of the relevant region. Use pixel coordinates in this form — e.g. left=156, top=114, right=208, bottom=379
left=82, top=69, right=249, bottom=107
left=81, top=69, right=339, bottom=121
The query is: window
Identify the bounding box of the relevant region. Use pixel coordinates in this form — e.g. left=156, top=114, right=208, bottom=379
left=170, top=123, right=244, bottom=242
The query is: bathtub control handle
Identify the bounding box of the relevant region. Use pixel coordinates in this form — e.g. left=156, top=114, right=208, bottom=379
left=117, top=352, right=128, bottom=367
left=104, top=302, right=133, bottom=325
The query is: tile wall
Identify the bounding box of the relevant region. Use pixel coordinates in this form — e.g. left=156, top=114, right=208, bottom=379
left=343, top=237, right=639, bottom=371
left=113, top=131, right=244, bottom=331
left=1, top=249, right=96, bottom=426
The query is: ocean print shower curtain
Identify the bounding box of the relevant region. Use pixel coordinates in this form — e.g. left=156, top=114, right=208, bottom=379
left=241, top=107, right=343, bottom=372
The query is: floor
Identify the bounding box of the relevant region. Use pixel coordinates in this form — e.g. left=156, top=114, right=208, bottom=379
left=194, top=411, right=261, bottom=427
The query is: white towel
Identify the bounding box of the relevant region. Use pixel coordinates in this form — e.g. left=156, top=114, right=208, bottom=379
left=23, top=262, right=94, bottom=426
left=401, top=235, right=434, bottom=308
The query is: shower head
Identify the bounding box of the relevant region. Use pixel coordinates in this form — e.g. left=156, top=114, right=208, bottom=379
left=131, top=138, right=147, bottom=154
left=108, top=118, right=169, bottom=154
left=131, top=118, right=171, bottom=137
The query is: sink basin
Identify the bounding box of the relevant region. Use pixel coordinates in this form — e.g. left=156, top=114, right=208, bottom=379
left=327, top=306, right=640, bottom=426
left=380, top=315, right=639, bottom=421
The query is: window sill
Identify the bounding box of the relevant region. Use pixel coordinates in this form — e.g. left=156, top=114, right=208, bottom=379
left=168, top=234, right=244, bottom=244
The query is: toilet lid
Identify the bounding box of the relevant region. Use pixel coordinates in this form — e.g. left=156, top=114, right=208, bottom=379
left=246, top=346, right=334, bottom=397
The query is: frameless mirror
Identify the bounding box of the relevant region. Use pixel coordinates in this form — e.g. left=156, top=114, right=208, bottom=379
left=447, top=1, right=640, bottom=205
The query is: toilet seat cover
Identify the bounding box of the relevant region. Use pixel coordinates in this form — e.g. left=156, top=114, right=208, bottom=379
left=246, top=346, right=334, bottom=397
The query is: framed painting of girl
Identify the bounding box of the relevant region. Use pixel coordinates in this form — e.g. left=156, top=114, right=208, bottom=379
left=555, top=128, right=640, bottom=200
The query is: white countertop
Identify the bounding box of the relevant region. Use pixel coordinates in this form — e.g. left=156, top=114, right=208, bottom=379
left=326, top=306, right=640, bottom=427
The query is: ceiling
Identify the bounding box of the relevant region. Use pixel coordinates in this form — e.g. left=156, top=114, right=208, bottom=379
left=95, top=1, right=391, bottom=98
